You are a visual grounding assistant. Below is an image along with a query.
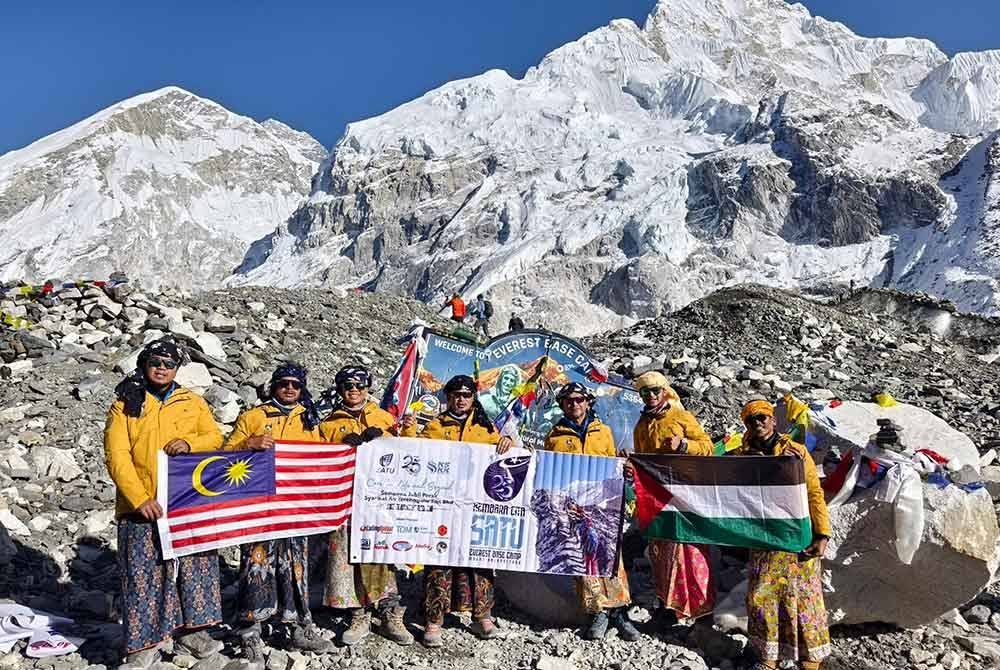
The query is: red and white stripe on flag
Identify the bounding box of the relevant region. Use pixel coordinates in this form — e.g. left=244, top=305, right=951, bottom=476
left=157, top=440, right=355, bottom=559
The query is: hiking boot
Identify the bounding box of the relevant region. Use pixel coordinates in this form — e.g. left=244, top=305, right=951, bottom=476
left=221, top=632, right=265, bottom=670
left=422, top=623, right=444, bottom=648
left=583, top=612, right=609, bottom=640
left=289, top=624, right=333, bottom=653
left=173, top=629, right=224, bottom=659
left=341, top=609, right=371, bottom=646
left=653, top=606, right=678, bottom=629
left=469, top=618, right=498, bottom=640
left=377, top=606, right=414, bottom=646
left=610, top=608, right=640, bottom=642
left=116, top=647, right=160, bottom=670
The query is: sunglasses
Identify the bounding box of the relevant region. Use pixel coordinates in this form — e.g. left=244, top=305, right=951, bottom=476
left=449, top=391, right=475, bottom=399
left=561, top=396, right=588, bottom=405
left=146, top=357, right=179, bottom=370
left=339, top=382, right=366, bottom=391
left=638, top=387, right=663, bottom=397
left=275, top=379, right=303, bottom=390
left=746, top=414, right=771, bottom=424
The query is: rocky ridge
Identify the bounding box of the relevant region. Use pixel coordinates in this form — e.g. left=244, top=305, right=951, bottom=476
left=0, top=282, right=999, bottom=669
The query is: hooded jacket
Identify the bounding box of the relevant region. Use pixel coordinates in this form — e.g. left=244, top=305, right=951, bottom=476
left=544, top=416, right=616, bottom=457
left=404, top=412, right=499, bottom=445
left=632, top=403, right=713, bottom=455
left=319, top=401, right=397, bottom=443
left=104, top=387, right=222, bottom=516
left=224, top=402, right=322, bottom=449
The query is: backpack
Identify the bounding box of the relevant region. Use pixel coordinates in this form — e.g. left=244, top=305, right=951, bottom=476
left=483, top=300, right=494, bottom=318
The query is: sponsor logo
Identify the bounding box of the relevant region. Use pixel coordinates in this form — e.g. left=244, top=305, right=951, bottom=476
left=392, top=540, right=413, bottom=551
left=436, top=541, right=448, bottom=554
left=377, top=452, right=397, bottom=475
left=414, top=543, right=433, bottom=550
left=483, top=455, right=531, bottom=502
left=374, top=540, right=388, bottom=550
left=359, top=525, right=394, bottom=534
left=360, top=538, right=371, bottom=550
left=437, top=525, right=448, bottom=537
left=428, top=460, right=451, bottom=474
left=402, top=454, right=421, bottom=476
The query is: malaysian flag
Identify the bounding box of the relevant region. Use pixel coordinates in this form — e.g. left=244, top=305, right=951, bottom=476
left=156, top=440, right=354, bottom=559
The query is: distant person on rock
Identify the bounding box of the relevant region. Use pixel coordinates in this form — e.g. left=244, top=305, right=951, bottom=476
left=319, top=366, right=414, bottom=647
left=444, top=292, right=466, bottom=323
left=223, top=363, right=332, bottom=664
left=399, top=375, right=513, bottom=647
left=508, top=314, right=525, bottom=331
left=733, top=399, right=831, bottom=670
left=103, top=340, right=225, bottom=668
left=628, top=371, right=716, bottom=628
left=470, top=294, right=493, bottom=338
left=543, top=383, right=639, bottom=642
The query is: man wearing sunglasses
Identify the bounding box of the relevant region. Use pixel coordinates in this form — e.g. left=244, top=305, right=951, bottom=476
left=732, top=400, right=830, bottom=670
left=104, top=339, right=225, bottom=669
left=319, top=366, right=414, bottom=647
left=400, top=374, right=513, bottom=646
left=629, top=370, right=716, bottom=629
left=223, top=363, right=331, bottom=664
left=543, top=383, right=640, bottom=642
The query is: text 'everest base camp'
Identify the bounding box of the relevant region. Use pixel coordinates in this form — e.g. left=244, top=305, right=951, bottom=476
left=1, top=1, right=1000, bottom=670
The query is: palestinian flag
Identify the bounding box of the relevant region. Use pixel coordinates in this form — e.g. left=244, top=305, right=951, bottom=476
left=631, top=454, right=812, bottom=553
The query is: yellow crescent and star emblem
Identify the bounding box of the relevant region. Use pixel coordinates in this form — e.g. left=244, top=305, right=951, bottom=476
left=192, top=455, right=255, bottom=497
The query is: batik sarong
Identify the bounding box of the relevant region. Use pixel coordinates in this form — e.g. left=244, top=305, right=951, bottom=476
left=576, top=556, right=631, bottom=614
left=746, top=549, right=831, bottom=663
left=323, top=528, right=398, bottom=609
left=236, top=537, right=311, bottom=624
left=423, top=567, right=494, bottom=623
left=648, top=539, right=715, bottom=619
left=118, top=517, right=221, bottom=653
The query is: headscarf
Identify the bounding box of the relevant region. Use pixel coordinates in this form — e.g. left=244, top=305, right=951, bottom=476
left=269, top=362, right=321, bottom=430
left=740, top=399, right=775, bottom=426
left=635, top=371, right=682, bottom=415
left=114, top=339, right=183, bottom=417
left=335, top=365, right=372, bottom=390
left=443, top=375, right=494, bottom=432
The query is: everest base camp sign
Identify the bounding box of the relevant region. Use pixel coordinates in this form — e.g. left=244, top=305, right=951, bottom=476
left=350, top=437, right=625, bottom=577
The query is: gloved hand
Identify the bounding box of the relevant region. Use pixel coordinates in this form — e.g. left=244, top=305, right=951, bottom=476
left=341, top=433, right=364, bottom=447
left=360, top=427, right=384, bottom=443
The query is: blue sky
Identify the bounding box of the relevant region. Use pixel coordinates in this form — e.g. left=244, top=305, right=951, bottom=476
left=1, top=0, right=996, bottom=156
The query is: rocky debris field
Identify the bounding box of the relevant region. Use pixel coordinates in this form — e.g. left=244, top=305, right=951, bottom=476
left=1, top=282, right=999, bottom=670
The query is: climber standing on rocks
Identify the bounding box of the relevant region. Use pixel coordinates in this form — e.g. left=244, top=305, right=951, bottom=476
left=223, top=362, right=332, bottom=664
left=319, top=365, right=414, bottom=647
left=443, top=292, right=466, bottom=323
left=103, top=339, right=225, bottom=669
left=733, top=399, right=831, bottom=670
left=543, top=382, right=639, bottom=642
left=399, top=374, right=513, bottom=646
left=627, top=371, right=716, bottom=627
left=470, top=294, right=493, bottom=338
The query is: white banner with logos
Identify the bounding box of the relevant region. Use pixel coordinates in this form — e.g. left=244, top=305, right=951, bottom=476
left=349, top=436, right=625, bottom=576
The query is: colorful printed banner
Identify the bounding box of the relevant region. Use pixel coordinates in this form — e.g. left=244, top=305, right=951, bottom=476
left=632, top=454, right=812, bottom=553
left=396, top=329, right=643, bottom=451
left=350, top=437, right=626, bottom=576
left=156, top=440, right=354, bottom=559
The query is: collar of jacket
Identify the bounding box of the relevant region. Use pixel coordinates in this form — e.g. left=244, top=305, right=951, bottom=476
left=744, top=431, right=782, bottom=455
left=555, top=413, right=595, bottom=439
left=642, top=400, right=673, bottom=417
left=329, top=401, right=374, bottom=420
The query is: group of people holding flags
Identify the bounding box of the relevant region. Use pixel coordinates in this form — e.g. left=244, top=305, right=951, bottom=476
left=104, top=338, right=831, bottom=670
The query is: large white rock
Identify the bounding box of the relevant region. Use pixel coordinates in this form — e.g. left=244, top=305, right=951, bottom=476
left=30, top=446, right=84, bottom=482
left=175, top=362, right=213, bottom=395
left=799, top=399, right=981, bottom=472
left=194, top=331, right=227, bottom=360
left=824, top=484, right=1000, bottom=627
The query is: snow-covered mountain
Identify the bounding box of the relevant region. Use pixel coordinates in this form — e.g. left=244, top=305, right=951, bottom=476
left=231, top=0, right=1000, bottom=334
left=0, top=86, right=324, bottom=289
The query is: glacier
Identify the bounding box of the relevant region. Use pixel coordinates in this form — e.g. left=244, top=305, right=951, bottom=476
left=231, top=0, right=1000, bottom=335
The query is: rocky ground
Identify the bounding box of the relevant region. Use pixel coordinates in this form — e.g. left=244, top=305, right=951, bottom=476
left=1, top=282, right=999, bottom=670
